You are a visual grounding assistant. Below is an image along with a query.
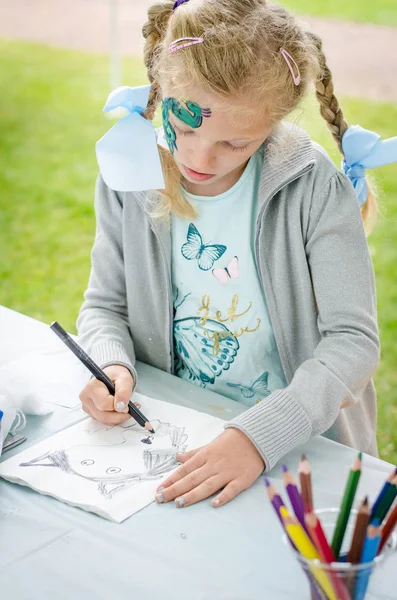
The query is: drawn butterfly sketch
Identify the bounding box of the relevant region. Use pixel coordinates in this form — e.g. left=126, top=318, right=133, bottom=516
left=19, top=420, right=188, bottom=500
left=226, top=371, right=270, bottom=400
left=181, top=223, right=226, bottom=271
left=212, top=256, right=239, bottom=285
left=174, top=317, right=239, bottom=387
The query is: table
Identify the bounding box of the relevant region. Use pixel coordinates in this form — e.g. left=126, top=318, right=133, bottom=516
left=0, top=306, right=396, bottom=599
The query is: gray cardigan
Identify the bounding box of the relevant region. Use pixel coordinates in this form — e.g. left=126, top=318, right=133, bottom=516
left=77, top=124, right=379, bottom=471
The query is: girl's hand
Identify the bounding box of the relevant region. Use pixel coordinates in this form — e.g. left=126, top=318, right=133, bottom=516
left=79, top=365, right=137, bottom=425
left=155, top=428, right=265, bottom=508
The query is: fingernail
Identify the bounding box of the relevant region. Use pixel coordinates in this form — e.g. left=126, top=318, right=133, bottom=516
left=212, top=498, right=221, bottom=507
left=155, top=492, right=165, bottom=503
left=115, top=401, right=127, bottom=412
left=175, top=497, right=185, bottom=508
left=157, top=486, right=164, bottom=492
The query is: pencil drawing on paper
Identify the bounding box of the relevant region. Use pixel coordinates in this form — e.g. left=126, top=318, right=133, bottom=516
left=19, top=419, right=188, bottom=499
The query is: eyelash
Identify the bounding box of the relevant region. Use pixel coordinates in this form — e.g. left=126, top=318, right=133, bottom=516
left=174, top=125, right=249, bottom=152
left=230, top=144, right=249, bottom=152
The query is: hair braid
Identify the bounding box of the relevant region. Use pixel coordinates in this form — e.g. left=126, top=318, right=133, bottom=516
left=141, top=2, right=195, bottom=219
left=307, top=32, right=348, bottom=154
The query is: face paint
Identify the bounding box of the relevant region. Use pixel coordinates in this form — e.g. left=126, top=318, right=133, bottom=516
left=162, top=97, right=212, bottom=155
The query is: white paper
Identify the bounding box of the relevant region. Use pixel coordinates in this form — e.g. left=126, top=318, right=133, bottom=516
left=0, top=354, right=90, bottom=410
left=0, top=394, right=224, bottom=522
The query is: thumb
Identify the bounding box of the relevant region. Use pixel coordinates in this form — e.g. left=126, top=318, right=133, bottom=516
left=113, top=373, right=134, bottom=413
left=176, top=448, right=200, bottom=463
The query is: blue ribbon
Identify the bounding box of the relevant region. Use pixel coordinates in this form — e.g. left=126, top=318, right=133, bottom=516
left=96, top=85, right=165, bottom=192
left=342, top=125, right=397, bottom=206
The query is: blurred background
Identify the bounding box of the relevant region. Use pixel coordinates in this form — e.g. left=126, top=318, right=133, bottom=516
left=0, top=1, right=396, bottom=462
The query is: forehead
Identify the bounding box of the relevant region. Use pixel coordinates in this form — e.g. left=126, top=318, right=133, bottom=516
left=166, top=87, right=270, bottom=140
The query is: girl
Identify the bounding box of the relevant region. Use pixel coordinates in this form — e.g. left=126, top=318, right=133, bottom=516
left=78, top=0, right=395, bottom=510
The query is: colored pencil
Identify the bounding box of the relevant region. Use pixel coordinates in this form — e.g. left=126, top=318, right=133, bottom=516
left=282, top=464, right=306, bottom=530
left=370, top=466, right=397, bottom=520
left=371, top=475, right=397, bottom=524
left=264, top=477, right=301, bottom=554
left=264, top=477, right=287, bottom=529
left=305, top=512, right=351, bottom=600
left=265, top=478, right=327, bottom=600
left=299, top=454, right=314, bottom=513
left=50, top=321, right=154, bottom=433
left=378, top=500, right=397, bottom=553
left=280, top=507, right=338, bottom=600
left=353, top=523, right=381, bottom=600
left=331, top=452, right=362, bottom=558
left=347, top=496, right=371, bottom=564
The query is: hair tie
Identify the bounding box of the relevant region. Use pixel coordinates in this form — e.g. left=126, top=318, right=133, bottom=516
left=96, top=85, right=165, bottom=192
left=342, top=125, right=397, bottom=206
left=173, top=0, right=191, bottom=10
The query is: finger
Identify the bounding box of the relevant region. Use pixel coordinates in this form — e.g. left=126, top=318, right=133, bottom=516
left=176, top=448, right=200, bottom=463
left=155, top=464, right=210, bottom=503
left=211, top=479, right=245, bottom=508
left=114, top=399, right=141, bottom=413
left=173, top=475, right=224, bottom=508
left=84, top=397, right=131, bottom=426
left=113, top=375, right=134, bottom=413
left=157, top=451, right=206, bottom=491
left=89, top=379, right=115, bottom=412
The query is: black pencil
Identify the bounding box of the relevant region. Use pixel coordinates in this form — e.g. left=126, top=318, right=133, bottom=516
left=50, top=321, right=154, bottom=433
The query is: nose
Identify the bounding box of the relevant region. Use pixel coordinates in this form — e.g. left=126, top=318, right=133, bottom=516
left=191, top=142, right=216, bottom=173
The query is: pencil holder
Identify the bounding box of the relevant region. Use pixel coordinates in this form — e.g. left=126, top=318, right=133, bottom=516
left=285, top=508, right=397, bottom=600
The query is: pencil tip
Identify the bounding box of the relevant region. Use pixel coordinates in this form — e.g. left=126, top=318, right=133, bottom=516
left=301, top=454, right=307, bottom=461
left=149, top=428, right=155, bottom=434
left=281, top=464, right=288, bottom=473
left=363, top=496, right=369, bottom=506
left=264, top=476, right=271, bottom=487
left=358, top=451, right=363, bottom=460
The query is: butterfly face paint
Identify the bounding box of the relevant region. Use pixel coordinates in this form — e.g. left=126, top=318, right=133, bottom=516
left=162, top=97, right=212, bottom=155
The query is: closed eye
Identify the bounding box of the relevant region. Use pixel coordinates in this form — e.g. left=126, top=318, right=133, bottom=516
left=225, top=142, right=249, bottom=152
left=174, top=124, right=194, bottom=136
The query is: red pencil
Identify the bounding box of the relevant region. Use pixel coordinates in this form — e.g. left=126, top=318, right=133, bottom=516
left=378, top=500, right=397, bottom=553
left=305, top=512, right=351, bottom=600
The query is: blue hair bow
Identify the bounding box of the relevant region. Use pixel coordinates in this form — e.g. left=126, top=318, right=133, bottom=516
left=96, top=85, right=165, bottom=192
left=342, top=125, right=397, bottom=206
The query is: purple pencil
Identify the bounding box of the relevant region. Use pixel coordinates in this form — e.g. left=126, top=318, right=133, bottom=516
left=282, top=464, right=306, bottom=530
left=264, top=476, right=285, bottom=525
left=264, top=477, right=298, bottom=552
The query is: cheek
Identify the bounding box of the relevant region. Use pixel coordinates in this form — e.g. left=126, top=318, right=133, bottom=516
left=219, top=149, right=252, bottom=172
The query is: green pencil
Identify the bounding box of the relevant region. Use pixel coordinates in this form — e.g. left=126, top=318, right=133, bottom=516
left=372, top=475, right=397, bottom=524
left=331, top=452, right=362, bottom=558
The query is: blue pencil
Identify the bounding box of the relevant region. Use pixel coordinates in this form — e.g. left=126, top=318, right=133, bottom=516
left=353, top=522, right=381, bottom=600
left=370, top=466, right=397, bottom=520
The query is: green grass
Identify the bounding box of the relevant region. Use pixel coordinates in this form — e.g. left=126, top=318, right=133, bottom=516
left=1, top=39, right=396, bottom=463
left=283, top=0, right=397, bottom=26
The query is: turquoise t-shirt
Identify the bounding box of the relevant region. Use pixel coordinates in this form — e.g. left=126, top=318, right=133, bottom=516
left=171, top=148, right=287, bottom=407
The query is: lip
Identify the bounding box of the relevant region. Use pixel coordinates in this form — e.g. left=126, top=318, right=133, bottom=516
left=182, top=165, right=216, bottom=182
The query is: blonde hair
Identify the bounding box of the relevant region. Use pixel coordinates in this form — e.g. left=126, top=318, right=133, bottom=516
left=142, top=0, right=376, bottom=232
